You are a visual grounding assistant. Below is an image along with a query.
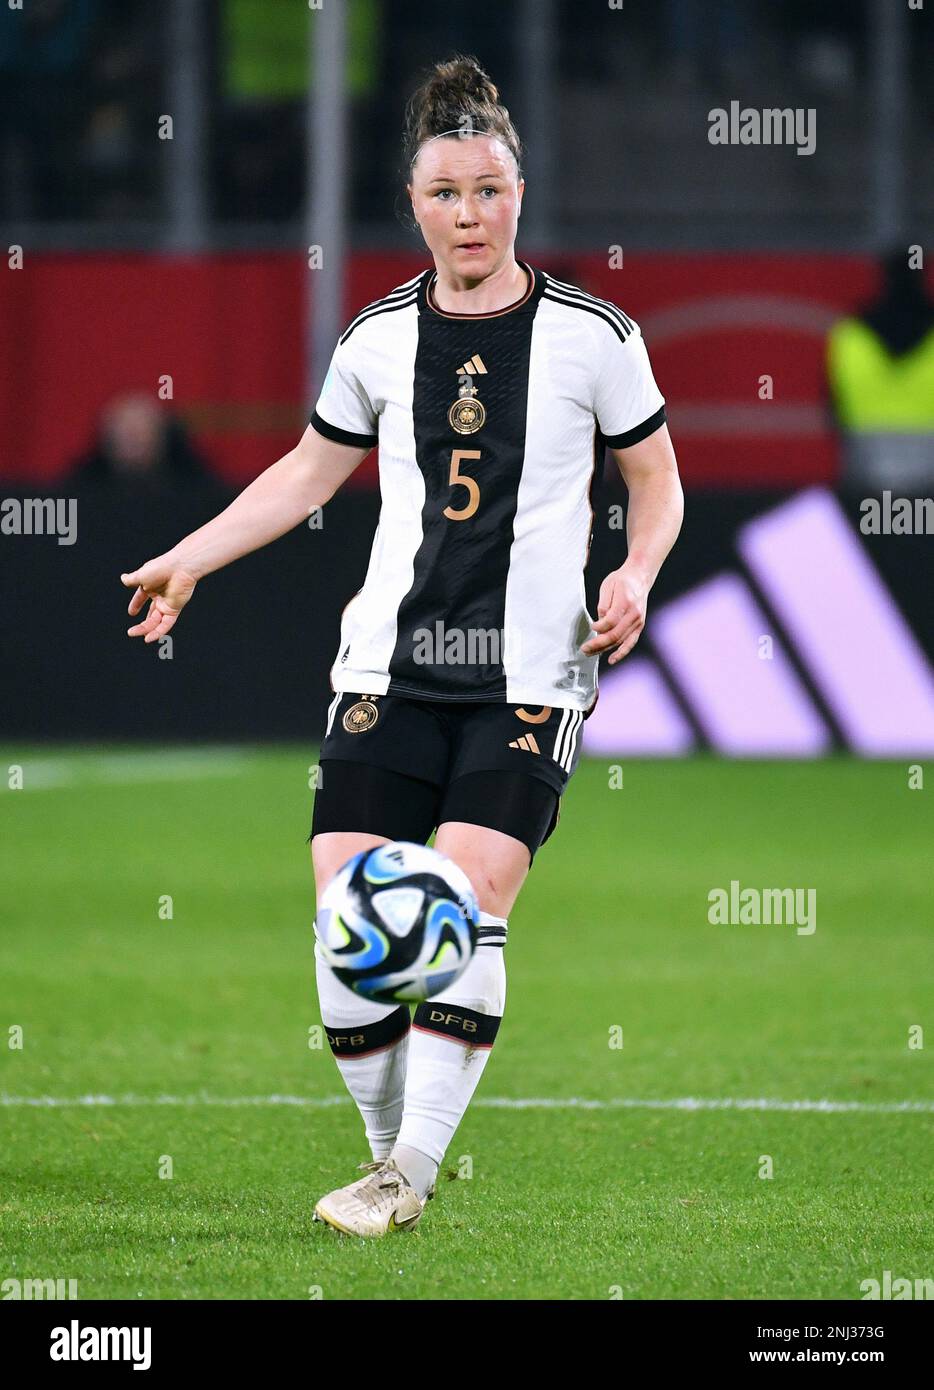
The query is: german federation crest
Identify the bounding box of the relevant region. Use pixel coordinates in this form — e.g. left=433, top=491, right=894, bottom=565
left=448, top=385, right=486, bottom=435
left=449, top=360, right=487, bottom=435
left=342, top=698, right=380, bottom=733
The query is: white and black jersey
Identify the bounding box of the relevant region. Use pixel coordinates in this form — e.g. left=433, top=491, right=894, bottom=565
left=311, top=261, right=666, bottom=711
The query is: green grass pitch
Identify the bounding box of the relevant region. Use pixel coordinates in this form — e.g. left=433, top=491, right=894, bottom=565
left=1, top=748, right=931, bottom=1300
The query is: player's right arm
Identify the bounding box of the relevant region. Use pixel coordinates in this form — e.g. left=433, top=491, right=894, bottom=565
left=120, top=424, right=371, bottom=643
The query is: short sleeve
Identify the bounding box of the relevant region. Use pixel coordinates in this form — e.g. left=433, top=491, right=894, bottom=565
left=310, top=334, right=379, bottom=448
left=592, top=316, right=666, bottom=449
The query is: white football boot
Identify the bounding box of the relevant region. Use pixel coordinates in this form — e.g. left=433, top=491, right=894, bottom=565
left=313, top=1157, right=434, bottom=1237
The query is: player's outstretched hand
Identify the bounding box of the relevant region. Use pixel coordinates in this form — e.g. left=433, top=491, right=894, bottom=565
left=120, top=556, right=198, bottom=643
left=580, top=564, right=648, bottom=666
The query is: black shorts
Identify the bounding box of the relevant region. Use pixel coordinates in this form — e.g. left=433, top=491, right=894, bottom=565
left=310, top=691, right=587, bottom=859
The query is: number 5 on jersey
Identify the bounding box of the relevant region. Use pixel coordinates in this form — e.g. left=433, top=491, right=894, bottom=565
left=443, top=449, right=481, bottom=521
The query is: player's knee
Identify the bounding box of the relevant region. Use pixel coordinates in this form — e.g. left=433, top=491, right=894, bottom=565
left=471, top=865, right=499, bottom=899
left=311, top=831, right=389, bottom=894
left=457, top=865, right=505, bottom=917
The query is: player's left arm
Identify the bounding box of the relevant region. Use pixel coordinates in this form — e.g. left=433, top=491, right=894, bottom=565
left=580, top=422, right=684, bottom=665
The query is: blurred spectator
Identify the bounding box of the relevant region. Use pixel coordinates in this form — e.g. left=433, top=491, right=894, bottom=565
left=68, top=393, right=213, bottom=484
left=827, top=251, right=934, bottom=490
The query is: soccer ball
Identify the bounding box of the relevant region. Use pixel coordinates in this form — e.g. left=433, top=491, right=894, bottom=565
left=315, top=841, right=479, bottom=1005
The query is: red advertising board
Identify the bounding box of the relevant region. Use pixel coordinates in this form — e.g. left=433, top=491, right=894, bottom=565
left=0, top=252, right=886, bottom=488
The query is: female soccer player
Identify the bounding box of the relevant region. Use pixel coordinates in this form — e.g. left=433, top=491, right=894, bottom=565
left=121, top=55, right=684, bottom=1238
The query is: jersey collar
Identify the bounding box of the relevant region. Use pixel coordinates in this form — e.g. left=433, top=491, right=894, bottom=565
left=418, top=261, right=545, bottom=320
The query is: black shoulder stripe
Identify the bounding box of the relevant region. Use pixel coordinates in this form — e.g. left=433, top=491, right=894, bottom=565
left=543, top=276, right=634, bottom=334
left=349, top=272, right=422, bottom=320
left=542, top=289, right=632, bottom=346
left=544, top=275, right=635, bottom=332
left=339, top=290, right=419, bottom=344
left=339, top=278, right=422, bottom=344
left=543, top=281, right=634, bottom=335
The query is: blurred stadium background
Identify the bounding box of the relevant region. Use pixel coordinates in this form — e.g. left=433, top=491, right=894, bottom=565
left=1, top=0, right=932, bottom=752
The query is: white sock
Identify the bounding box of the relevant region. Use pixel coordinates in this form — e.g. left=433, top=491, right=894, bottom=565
left=314, top=935, right=410, bottom=1161
left=391, top=912, right=508, bottom=1197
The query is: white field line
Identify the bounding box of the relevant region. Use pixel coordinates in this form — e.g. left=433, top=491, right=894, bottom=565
left=1, top=749, right=263, bottom=791
left=2, top=1093, right=933, bottom=1114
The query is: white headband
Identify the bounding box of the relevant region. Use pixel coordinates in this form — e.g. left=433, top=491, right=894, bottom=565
left=415, top=126, right=499, bottom=156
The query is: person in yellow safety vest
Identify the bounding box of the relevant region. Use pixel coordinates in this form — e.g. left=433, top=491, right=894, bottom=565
left=827, top=251, right=934, bottom=490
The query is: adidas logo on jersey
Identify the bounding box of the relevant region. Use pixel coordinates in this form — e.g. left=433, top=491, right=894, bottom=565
left=508, top=733, right=540, bottom=754
left=456, top=354, right=488, bottom=375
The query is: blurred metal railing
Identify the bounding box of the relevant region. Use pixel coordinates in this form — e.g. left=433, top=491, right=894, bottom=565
left=1, top=0, right=927, bottom=257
